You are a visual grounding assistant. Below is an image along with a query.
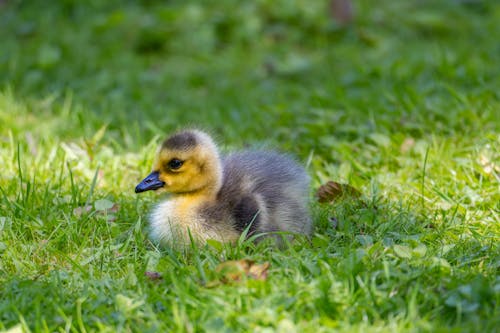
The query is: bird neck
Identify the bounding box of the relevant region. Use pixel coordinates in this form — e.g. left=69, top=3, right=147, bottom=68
left=172, top=185, right=218, bottom=213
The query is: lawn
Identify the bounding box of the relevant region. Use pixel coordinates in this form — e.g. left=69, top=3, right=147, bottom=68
left=0, top=0, right=499, bottom=332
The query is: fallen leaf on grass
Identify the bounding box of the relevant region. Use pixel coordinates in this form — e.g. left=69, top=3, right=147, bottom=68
left=73, top=205, right=92, bottom=217
left=206, top=259, right=270, bottom=287
left=144, top=271, right=163, bottom=281
left=316, top=181, right=361, bottom=203
left=247, top=261, right=270, bottom=280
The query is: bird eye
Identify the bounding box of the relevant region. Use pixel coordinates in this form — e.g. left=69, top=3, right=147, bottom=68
left=167, top=158, right=184, bottom=170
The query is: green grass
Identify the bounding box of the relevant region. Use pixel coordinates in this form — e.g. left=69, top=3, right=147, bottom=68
left=1, top=0, right=499, bottom=331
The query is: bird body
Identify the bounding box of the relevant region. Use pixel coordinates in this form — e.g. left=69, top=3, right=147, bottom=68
left=136, top=130, right=311, bottom=247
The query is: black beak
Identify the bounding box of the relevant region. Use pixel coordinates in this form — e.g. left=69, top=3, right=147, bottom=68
left=135, top=171, right=165, bottom=193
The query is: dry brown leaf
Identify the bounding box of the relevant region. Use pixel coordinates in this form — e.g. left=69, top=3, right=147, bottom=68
left=216, top=259, right=252, bottom=283
left=316, top=181, right=361, bottom=203
left=207, top=259, right=270, bottom=287
left=247, top=261, right=270, bottom=281
left=145, top=271, right=163, bottom=281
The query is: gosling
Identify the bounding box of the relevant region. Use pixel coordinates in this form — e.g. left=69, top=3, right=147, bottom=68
left=135, top=130, right=311, bottom=247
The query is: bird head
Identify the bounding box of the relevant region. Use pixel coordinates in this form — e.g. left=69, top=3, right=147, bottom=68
left=135, top=130, right=222, bottom=195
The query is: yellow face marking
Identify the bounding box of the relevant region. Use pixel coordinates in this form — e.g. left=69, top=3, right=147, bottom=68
left=151, top=146, right=210, bottom=194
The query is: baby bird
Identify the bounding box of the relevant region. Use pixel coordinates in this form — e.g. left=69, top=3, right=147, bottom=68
left=135, top=130, right=311, bottom=247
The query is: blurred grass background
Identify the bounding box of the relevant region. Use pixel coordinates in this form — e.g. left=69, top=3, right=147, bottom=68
left=2, top=0, right=499, bottom=146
